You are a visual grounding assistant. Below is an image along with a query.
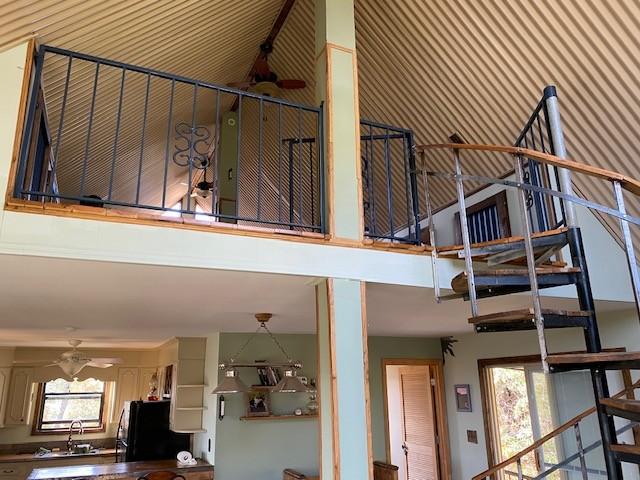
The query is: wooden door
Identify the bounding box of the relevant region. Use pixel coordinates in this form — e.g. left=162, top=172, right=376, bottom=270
left=399, top=366, right=438, bottom=480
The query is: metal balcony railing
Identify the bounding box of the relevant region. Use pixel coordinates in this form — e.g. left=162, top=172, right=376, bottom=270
left=14, top=45, right=325, bottom=233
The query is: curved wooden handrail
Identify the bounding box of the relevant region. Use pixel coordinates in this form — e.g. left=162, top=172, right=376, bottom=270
left=472, top=379, right=640, bottom=480
left=416, top=143, right=640, bottom=196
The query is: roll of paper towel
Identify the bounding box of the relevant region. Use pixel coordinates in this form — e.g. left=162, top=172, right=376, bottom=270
left=177, top=451, right=197, bottom=465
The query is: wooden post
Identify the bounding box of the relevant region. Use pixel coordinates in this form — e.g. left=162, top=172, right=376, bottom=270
left=316, top=279, right=372, bottom=480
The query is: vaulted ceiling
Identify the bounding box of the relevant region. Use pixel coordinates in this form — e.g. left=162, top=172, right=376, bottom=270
left=2, top=0, right=639, bottom=247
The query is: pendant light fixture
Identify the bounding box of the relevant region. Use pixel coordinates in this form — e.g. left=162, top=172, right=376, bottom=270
left=211, top=313, right=309, bottom=395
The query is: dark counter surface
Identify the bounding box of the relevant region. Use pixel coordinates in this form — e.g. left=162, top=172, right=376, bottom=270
left=27, top=459, right=213, bottom=480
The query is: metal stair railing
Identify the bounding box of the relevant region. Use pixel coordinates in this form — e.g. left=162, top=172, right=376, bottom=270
left=471, top=380, right=640, bottom=480
left=416, top=142, right=640, bottom=323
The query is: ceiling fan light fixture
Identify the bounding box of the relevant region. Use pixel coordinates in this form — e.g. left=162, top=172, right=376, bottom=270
left=56, top=359, right=89, bottom=378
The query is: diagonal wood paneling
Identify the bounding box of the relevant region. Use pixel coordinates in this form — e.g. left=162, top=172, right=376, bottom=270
left=352, top=0, right=640, bottom=249
left=5, top=0, right=640, bottom=247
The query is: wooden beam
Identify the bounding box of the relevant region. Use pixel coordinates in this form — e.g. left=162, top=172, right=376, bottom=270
left=230, top=0, right=296, bottom=111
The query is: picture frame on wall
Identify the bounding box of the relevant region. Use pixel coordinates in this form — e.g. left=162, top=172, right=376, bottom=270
left=455, top=384, right=472, bottom=412
left=246, top=390, right=270, bottom=417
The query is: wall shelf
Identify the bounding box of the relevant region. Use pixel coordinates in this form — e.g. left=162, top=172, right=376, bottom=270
left=177, top=384, right=207, bottom=388
left=175, top=406, right=208, bottom=411
left=239, top=414, right=318, bottom=421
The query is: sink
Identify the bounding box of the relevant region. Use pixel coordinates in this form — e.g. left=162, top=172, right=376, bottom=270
left=34, top=448, right=102, bottom=458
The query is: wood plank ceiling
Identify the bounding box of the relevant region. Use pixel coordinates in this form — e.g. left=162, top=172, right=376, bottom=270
left=2, top=0, right=639, bottom=249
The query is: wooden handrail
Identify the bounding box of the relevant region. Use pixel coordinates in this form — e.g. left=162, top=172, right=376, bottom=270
left=416, top=143, right=640, bottom=196
left=472, top=379, right=640, bottom=480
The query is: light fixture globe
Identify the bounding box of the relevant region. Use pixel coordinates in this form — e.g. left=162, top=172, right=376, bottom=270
left=273, top=367, right=308, bottom=393
left=211, top=368, right=249, bottom=395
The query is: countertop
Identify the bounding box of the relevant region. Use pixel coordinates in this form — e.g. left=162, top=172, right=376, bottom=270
left=27, top=459, right=213, bottom=480
left=0, top=449, right=117, bottom=464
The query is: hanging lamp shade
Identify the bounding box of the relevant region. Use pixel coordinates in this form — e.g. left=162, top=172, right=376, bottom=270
left=211, top=368, right=249, bottom=394
left=273, top=367, right=309, bottom=393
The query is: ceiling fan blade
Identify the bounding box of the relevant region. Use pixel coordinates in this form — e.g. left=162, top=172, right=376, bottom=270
left=85, top=361, right=114, bottom=369
left=89, top=357, right=124, bottom=364
left=227, top=81, right=254, bottom=89
left=276, top=79, right=306, bottom=89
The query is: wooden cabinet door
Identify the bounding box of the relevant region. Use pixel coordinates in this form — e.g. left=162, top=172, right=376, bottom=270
left=0, top=367, right=11, bottom=427
left=137, top=367, right=158, bottom=400
left=399, top=366, right=438, bottom=480
left=112, top=367, right=139, bottom=422
left=4, top=368, right=33, bottom=425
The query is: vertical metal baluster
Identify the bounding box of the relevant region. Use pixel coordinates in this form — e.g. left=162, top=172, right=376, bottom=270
left=107, top=67, right=126, bottom=201
left=402, top=132, right=413, bottom=241
left=516, top=459, right=523, bottom=480
left=537, top=115, right=546, bottom=153
left=318, top=104, right=326, bottom=233
left=79, top=62, right=100, bottom=197
left=574, top=423, right=589, bottom=480
left=515, top=154, right=548, bottom=371
left=454, top=149, right=478, bottom=317
left=297, top=108, right=304, bottom=227
left=257, top=98, right=264, bottom=221
left=212, top=88, right=221, bottom=216
left=369, top=124, right=377, bottom=235
left=186, top=83, right=198, bottom=213
left=135, top=73, right=151, bottom=205
left=407, top=132, right=421, bottom=244
left=288, top=141, right=295, bottom=228
left=422, top=151, right=440, bottom=302
left=277, top=103, right=283, bottom=223
left=161, top=80, right=175, bottom=209
left=384, top=128, right=394, bottom=238
left=235, top=94, right=242, bottom=219
left=49, top=53, right=73, bottom=196
left=309, top=141, right=315, bottom=228
left=613, top=180, right=640, bottom=318
left=15, top=47, right=45, bottom=198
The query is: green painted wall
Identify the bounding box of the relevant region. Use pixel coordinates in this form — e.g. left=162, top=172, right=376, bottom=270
left=213, top=333, right=441, bottom=479
left=367, top=336, right=443, bottom=460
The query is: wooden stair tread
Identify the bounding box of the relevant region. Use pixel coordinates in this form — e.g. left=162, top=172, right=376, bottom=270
left=437, top=227, right=568, bottom=256
left=600, top=398, right=640, bottom=414
left=610, top=444, right=640, bottom=455
left=547, top=351, right=640, bottom=366
left=451, top=267, right=581, bottom=293
left=469, top=308, right=591, bottom=325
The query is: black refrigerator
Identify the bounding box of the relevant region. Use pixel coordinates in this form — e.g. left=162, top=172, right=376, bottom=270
left=116, top=400, right=190, bottom=462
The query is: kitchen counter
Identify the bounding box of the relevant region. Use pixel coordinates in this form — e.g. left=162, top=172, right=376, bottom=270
left=27, top=459, right=213, bottom=480
left=0, top=449, right=117, bottom=464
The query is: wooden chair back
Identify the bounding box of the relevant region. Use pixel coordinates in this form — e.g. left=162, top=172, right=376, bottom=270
left=138, top=471, right=186, bottom=480
left=373, top=461, right=399, bottom=480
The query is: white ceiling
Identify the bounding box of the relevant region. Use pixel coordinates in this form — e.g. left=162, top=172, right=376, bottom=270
left=0, top=254, right=631, bottom=348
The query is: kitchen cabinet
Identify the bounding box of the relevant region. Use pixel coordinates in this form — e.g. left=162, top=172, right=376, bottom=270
left=0, top=368, right=11, bottom=427
left=137, top=368, right=158, bottom=401
left=111, top=367, right=139, bottom=422
left=4, top=368, right=33, bottom=426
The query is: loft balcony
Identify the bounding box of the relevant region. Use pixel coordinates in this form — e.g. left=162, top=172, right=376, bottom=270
left=10, top=45, right=422, bottom=245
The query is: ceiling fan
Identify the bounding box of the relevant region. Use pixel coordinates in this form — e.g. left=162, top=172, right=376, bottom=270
left=227, top=41, right=306, bottom=96
left=47, top=340, right=123, bottom=377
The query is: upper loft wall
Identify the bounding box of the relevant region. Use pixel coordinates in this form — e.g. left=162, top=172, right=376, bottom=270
left=354, top=0, right=640, bottom=247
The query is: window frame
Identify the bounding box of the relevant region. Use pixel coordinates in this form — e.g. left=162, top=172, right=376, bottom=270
left=453, top=190, right=511, bottom=245
left=32, top=379, right=108, bottom=435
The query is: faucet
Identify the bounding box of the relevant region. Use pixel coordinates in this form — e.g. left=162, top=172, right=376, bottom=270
left=67, top=420, right=84, bottom=453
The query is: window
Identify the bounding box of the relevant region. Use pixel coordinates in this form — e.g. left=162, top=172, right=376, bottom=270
left=34, top=378, right=106, bottom=434
left=454, top=190, right=511, bottom=244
